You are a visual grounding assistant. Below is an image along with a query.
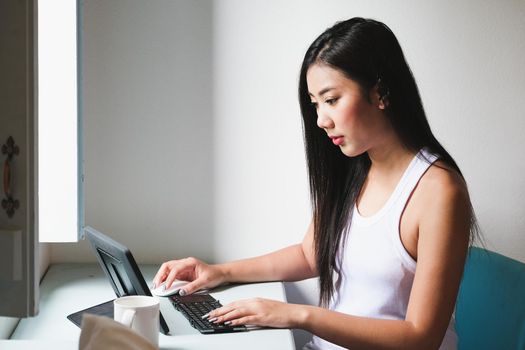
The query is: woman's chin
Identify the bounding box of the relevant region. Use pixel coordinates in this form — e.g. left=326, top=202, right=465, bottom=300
left=339, top=144, right=365, bottom=158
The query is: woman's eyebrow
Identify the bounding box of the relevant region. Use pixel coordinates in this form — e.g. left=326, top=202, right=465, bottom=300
left=309, top=87, right=336, bottom=97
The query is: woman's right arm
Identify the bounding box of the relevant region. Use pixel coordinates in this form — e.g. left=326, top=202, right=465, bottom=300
left=153, top=220, right=317, bottom=295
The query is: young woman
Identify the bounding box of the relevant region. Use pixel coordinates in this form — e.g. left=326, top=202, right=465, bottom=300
left=154, top=18, right=474, bottom=349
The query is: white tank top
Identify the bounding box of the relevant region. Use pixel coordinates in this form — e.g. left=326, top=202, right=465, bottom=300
left=305, top=148, right=457, bottom=350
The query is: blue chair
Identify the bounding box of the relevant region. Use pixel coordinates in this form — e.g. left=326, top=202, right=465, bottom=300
left=455, top=247, right=525, bottom=350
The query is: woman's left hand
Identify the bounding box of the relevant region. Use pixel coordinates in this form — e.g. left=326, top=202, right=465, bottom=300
left=205, top=298, right=304, bottom=329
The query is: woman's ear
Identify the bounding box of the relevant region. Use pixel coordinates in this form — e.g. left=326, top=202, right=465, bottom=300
left=374, top=79, right=390, bottom=110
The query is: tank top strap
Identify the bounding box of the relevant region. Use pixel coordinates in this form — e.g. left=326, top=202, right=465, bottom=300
left=389, top=148, right=439, bottom=221
left=385, top=148, right=440, bottom=271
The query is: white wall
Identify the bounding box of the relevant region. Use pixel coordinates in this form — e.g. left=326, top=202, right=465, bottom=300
left=210, top=0, right=525, bottom=263
left=52, top=0, right=216, bottom=263
left=50, top=0, right=525, bottom=348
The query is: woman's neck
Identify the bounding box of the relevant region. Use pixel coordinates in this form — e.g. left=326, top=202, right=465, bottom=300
left=366, top=138, right=416, bottom=180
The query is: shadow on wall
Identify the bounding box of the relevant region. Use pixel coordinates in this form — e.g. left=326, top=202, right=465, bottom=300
left=285, top=279, right=320, bottom=349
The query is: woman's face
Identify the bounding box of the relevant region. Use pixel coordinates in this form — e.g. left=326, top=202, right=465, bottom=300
left=306, top=63, right=391, bottom=157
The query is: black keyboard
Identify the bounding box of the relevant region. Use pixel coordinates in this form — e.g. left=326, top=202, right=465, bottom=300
left=170, top=294, right=247, bottom=334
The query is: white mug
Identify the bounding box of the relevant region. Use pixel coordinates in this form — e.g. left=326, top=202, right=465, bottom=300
left=114, top=295, right=160, bottom=346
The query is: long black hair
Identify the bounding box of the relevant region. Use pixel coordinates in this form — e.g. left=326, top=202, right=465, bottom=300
left=298, top=17, right=475, bottom=306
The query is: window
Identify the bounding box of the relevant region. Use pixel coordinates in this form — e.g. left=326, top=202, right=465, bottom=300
left=38, top=0, right=83, bottom=242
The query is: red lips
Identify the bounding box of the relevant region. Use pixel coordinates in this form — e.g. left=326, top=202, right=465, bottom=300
left=330, top=136, right=344, bottom=146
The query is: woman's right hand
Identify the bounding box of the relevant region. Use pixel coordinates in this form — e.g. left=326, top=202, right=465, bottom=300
left=152, top=257, right=226, bottom=295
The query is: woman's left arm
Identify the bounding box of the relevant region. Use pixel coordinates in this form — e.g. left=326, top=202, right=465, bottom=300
left=208, top=170, right=471, bottom=350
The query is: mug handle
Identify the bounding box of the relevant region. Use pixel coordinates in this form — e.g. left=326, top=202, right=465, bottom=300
left=117, top=309, right=136, bottom=328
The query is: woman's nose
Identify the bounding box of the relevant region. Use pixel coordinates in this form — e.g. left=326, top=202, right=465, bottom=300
left=316, top=109, right=334, bottom=129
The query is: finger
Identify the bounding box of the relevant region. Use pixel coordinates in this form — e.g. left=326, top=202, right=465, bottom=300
left=206, top=302, right=241, bottom=321
left=164, top=258, right=197, bottom=289
left=209, top=299, right=250, bottom=317
left=208, top=305, right=233, bottom=318
left=180, top=279, right=204, bottom=296
left=213, top=308, right=247, bottom=324
left=152, top=262, right=170, bottom=288
left=227, top=315, right=257, bottom=326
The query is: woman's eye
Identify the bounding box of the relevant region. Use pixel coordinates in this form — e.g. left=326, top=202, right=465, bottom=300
left=325, top=98, right=337, bottom=105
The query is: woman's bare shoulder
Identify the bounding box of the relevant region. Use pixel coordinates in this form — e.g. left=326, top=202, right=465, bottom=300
left=420, top=160, right=469, bottom=199
left=417, top=160, right=471, bottom=223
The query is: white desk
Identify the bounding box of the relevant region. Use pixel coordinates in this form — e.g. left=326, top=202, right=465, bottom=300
left=6, top=263, right=295, bottom=349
